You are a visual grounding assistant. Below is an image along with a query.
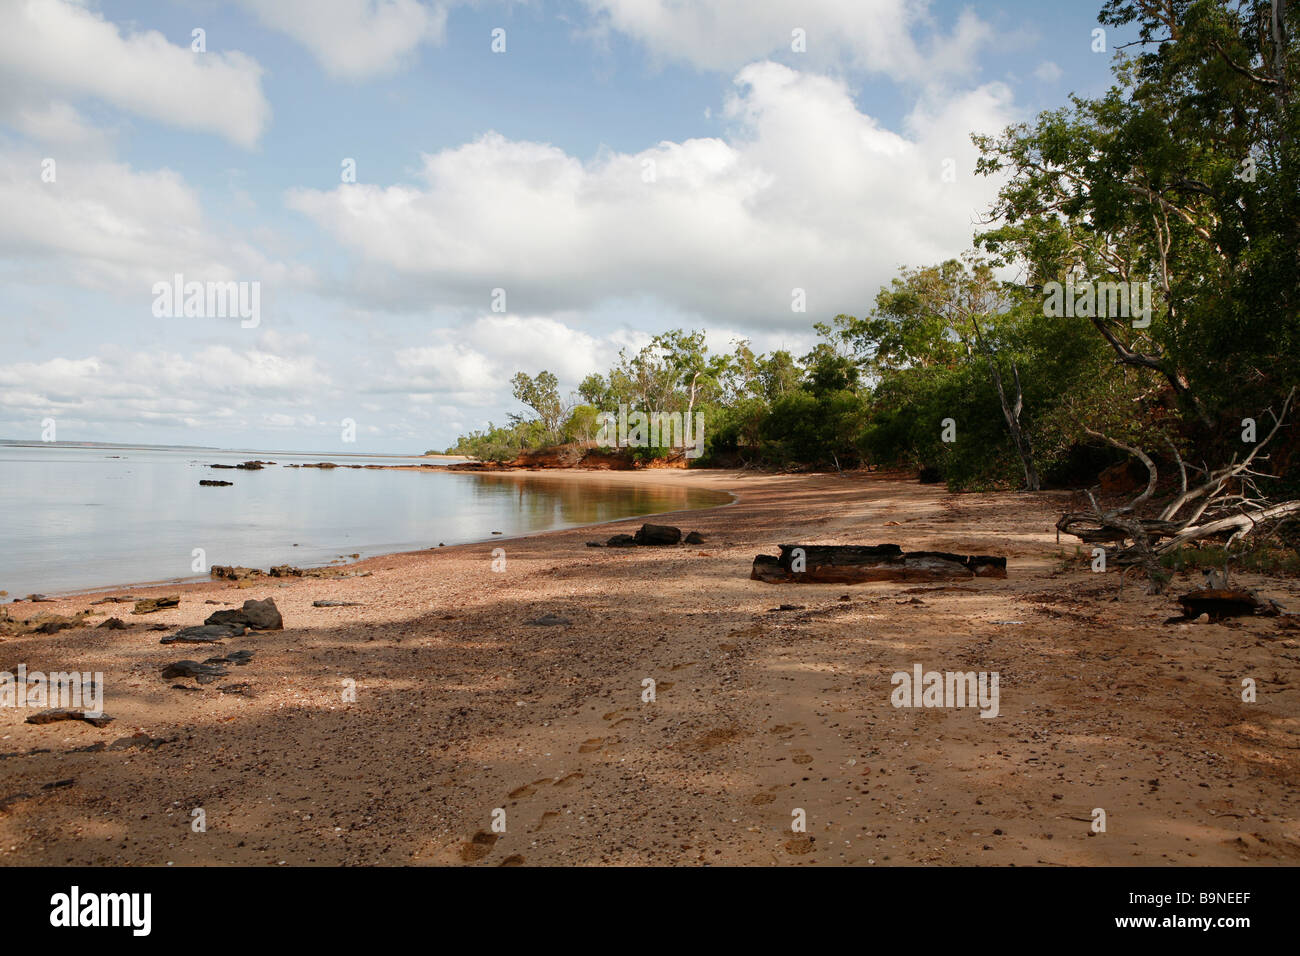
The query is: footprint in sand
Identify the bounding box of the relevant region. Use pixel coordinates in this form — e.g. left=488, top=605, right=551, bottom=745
left=498, top=854, right=525, bottom=867
left=579, top=735, right=621, bottom=754
left=459, top=830, right=499, bottom=862
left=508, top=784, right=536, bottom=799
left=531, top=811, right=561, bottom=833
left=792, top=753, right=814, bottom=765
left=750, top=793, right=776, bottom=806
left=553, top=771, right=584, bottom=788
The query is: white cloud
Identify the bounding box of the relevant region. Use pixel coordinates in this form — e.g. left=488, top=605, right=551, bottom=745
left=0, top=149, right=311, bottom=297
left=238, top=0, right=449, bottom=78
left=0, top=0, right=270, bottom=147
left=287, top=61, right=1016, bottom=329
left=0, top=345, right=330, bottom=432
left=1033, top=61, right=1063, bottom=83
left=581, top=0, right=992, bottom=79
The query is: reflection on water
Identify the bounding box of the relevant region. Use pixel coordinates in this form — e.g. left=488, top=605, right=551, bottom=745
left=0, top=446, right=730, bottom=598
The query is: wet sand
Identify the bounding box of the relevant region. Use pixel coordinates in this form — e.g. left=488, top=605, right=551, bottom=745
left=1, top=469, right=1297, bottom=865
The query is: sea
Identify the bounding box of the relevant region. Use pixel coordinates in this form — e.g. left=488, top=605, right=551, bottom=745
left=0, top=444, right=729, bottom=599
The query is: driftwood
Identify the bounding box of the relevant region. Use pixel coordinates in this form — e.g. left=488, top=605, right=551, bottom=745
left=751, top=544, right=1006, bottom=583
left=1176, top=588, right=1273, bottom=620
left=1058, top=387, right=1299, bottom=593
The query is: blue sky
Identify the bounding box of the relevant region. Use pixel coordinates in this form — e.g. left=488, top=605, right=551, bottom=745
left=0, top=0, right=1131, bottom=453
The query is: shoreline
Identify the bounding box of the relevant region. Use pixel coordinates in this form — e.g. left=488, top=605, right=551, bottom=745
left=9, top=468, right=741, bottom=603
left=3, top=469, right=1297, bottom=866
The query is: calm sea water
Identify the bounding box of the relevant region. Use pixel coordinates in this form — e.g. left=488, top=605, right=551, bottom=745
left=0, top=445, right=729, bottom=599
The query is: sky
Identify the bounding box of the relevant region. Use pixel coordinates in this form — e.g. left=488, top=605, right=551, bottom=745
left=0, top=0, right=1132, bottom=453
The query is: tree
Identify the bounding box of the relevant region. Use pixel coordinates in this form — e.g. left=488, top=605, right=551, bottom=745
left=510, top=371, right=564, bottom=442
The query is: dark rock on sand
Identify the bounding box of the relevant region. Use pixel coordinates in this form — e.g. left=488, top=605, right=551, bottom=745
left=634, top=523, right=682, bottom=546
left=205, top=597, right=282, bottom=630
left=132, top=595, right=180, bottom=615
left=161, top=623, right=247, bottom=644
left=25, top=708, right=113, bottom=728
left=606, top=534, right=637, bottom=547
left=107, top=733, right=170, bottom=751
left=160, top=660, right=229, bottom=683
left=526, top=613, right=572, bottom=626
left=206, top=649, right=253, bottom=666
left=684, top=531, right=706, bottom=544
left=96, top=617, right=127, bottom=629
left=313, top=600, right=363, bottom=607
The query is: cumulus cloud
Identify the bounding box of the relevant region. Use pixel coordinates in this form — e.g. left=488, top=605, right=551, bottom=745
left=287, top=61, right=1015, bottom=328
left=581, top=0, right=992, bottom=79
left=0, top=0, right=270, bottom=147
left=0, top=149, right=312, bottom=298
left=0, top=344, right=330, bottom=433
left=238, top=0, right=450, bottom=78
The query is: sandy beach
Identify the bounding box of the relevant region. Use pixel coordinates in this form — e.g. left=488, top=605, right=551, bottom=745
left=1, top=468, right=1297, bottom=866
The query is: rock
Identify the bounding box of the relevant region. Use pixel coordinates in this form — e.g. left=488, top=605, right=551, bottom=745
left=218, top=682, right=255, bottom=697
left=34, top=617, right=78, bottom=634
left=634, top=523, right=682, bottom=545
left=161, top=623, right=247, bottom=644
left=526, top=613, right=572, bottom=626
left=199, top=479, right=234, bottom=487
left=585, top=541, right=605, bottom=548
left=205, top=649, right=253, bottom=666
left=210, top=565, right=264, bottom=581
left=684, top=531, right=706, bottom=544
left=89, top=595, right=134, bottom=605
left=605, top=533, right=638, bottom=547
left=25, top=708, right=113, bottom=728
left=204, top=597, right=282, bottom=630
left=132, top=595, right=180, bottom=615
left=312, top=600, right=363, bottom=607
left=107, top=733, right=170, bottom=751
left=96, top=617, right=127, bottom=629
left=160, top=660, right=229, bottom=683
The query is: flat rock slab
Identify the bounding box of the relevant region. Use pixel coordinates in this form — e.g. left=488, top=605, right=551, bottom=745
left=25, top=709, right=114, bottom=728
left=204, top=597, right=282, bottom=630
left=161, top=623, right=248, bottom=644
left=526, top=614, right=572, bottom=626
left=160, top=660, right=230, bottom=683
left=751, top=544, right=1007, bottom=583
left=132, top=596, right=180, bottom=615
left=205, top=649, right=254, bottom=666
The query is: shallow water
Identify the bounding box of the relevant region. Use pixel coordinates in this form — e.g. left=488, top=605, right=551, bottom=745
left=0, top=445, right=729, bottom=598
